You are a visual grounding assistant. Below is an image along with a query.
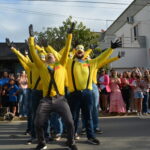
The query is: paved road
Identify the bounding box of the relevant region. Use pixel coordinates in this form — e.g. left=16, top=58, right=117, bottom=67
left=0, top=116, right=150, bottom=150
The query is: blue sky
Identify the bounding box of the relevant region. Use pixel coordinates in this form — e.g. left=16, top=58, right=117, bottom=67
left=0, top=0, right=133, bottom=42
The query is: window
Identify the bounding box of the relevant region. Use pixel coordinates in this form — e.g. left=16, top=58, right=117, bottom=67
left=132, top=24, right=138, bottom=40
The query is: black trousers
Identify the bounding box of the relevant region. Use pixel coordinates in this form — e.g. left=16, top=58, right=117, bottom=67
left=35, top=96, right=75, bottom=145
left=121, top=86, right=131, bottom=111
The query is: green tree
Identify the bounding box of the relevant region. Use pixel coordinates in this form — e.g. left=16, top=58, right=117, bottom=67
left=35, top=16, right=100, bottom=51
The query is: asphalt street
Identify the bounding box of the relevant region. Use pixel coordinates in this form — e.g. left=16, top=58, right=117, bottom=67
left=0, top=116, right=150, bottom=150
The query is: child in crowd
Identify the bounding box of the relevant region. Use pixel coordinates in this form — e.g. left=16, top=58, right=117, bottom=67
left=1, top=84, right=9, bottom=112
left=8, top=79, right=19, bottom=116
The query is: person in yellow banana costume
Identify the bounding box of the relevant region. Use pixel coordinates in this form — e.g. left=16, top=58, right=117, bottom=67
left=28, top=24, right=78, bottom=150
left=64, top=39, right=121, bottom=145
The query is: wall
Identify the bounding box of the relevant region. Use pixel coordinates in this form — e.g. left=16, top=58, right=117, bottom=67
left=110, top=47, right=147, bottom=69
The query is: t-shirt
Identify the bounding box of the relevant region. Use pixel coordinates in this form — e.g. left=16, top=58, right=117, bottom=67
left=0, top=78, right=10, bottom=86
left=8, top=84, right=19, bottom=102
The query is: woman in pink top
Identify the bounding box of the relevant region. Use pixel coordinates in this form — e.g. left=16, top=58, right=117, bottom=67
left=109, top=70, right=126, bottom=114
left=98, top=69, right=111, bottom=113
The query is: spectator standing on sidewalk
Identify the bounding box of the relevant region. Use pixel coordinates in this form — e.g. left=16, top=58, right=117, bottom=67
left=109, top=70, right=126, bottom=114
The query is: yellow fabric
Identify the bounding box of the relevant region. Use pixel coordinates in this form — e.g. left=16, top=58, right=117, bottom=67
left=45, top=34, right=72, bottom=63
left=59, top=47, right=65, bottom=56
left=45, top=46, right=61, bottom=61
left=11, top=48, right=43, bottom=90
left=83, top=49, right=92, bottom=59
left=35, top=45, right=47, bottom=56
left=92, top=56, right=119, bottom=84
left=66, top=48, right=114, bottom=92
left=11, top=48, right=31, bottom=88
left=28, top=36, right=70, bottom=97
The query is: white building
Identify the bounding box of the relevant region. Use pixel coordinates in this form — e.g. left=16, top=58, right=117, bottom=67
left=100, top=0, right=150, bottom=71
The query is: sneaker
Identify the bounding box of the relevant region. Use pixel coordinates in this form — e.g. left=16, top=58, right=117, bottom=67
left=19, top=115, right=23, bottom=118
left=87, top=138, right=100, bottom=145
left=35, top=143, right=47, bottom=150
left=95, top=128, right=103, bottom=134
left=24, top=130, right=30, bottom=135
left=127, top=110, right=131, bottom=113
left=143, top=113, right=148, bottom=116
left=54, top=134, right=61, bottom=141
left=139, top=112, right=143, bottom=117
left=80, top=128, right=86, bottom=135
left=69, top=144, right=78, bottom=150
left=74, top=133, right=80, bottom=140
left=27, top=138, right=36, bottom=145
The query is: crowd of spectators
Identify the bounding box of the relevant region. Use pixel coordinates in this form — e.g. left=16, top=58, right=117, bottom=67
left=98, top=67, right=150, bottom=116
left=0, top=67, right=150, bottom=117
left=0, top=71, right=29, bottom=117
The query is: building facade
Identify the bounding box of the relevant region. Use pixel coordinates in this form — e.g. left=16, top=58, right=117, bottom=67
left=100, top=0, right=150, bottom=71
left=0, top=43, right=27, bottom=76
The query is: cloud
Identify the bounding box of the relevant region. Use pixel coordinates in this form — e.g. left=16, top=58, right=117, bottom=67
left=0, top=0, right=133, bottom=42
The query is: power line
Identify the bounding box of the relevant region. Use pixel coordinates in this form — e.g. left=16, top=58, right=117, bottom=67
left=0, top=2, right=126, bottom=10
left=0, top=6, right=115, bottom=22
left=23, top=0, right=130, bottom=5
left=0, top=1, right=148, bottom=8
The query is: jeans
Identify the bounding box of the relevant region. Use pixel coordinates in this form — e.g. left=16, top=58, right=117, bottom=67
left=82, top=84, right=100, bottom=130
left=68, top=89, right=95, bottom=139
left=142, top=92, right=149, bottom=113
left=35, top=96, right=75, bottom=145
left=18, top=88, right=30, bottom=116
left=49, top=112, right=63, bottom=135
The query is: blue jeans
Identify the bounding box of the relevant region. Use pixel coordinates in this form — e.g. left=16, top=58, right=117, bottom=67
left=82, top=84, right=100, bottom=130
left=92, top=83, right=100, bottom=130
left=18, top=88, right=30, bottom=116
left=142, top=92, right=149, bottom=113
left=68, top=89, right=95, bottom=139
left=49, top=112, right=63, bottom=135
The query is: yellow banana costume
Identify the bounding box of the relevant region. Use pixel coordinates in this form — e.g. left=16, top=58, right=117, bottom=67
left=28, top=33, right=72, bottom=97
left=11, top=48, right=43, bottom=90
left=66, top=47, right=114, bottom=92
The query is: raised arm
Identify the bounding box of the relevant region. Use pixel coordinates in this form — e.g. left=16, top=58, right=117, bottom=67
left=35, top=44, right=47, bottom=55
left=28, top=24, right=44, bottom=68
left=58, top=47, right=65, bottom=56
left=59, top=22, right=75, bottom=66
left=83, top=48, right=92, bottom=59
left=43, top=43, right=61, bottom=61
left=89, top=40, right=122, bottom=69
left=97, top=50, right=125, bottom=69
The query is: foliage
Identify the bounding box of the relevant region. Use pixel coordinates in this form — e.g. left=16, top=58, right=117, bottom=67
left=35, top=16, right=100, bottom=51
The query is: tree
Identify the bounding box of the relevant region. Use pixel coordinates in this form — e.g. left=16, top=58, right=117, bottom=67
left=35, top=16, right=100, bottom=51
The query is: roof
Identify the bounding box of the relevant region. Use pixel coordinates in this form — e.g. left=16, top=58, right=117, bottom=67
left=105, top=0, right=150, bottom=35
left=0, top=43, right=27, bottom=60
